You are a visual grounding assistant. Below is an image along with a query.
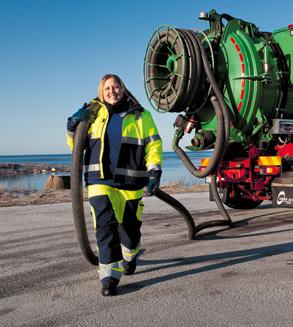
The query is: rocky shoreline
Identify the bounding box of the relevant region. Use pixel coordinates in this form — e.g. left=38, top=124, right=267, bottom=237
left=0, top=163, right=70, bottom=176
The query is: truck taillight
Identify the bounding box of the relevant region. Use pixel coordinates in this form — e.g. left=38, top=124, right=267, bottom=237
left=257, top=156, right=281, bottom=175
left=260, top=166, right=281, bottom=175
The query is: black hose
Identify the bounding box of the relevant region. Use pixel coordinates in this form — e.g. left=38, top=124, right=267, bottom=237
left=192, top=32, right=230, bottom=150
left=71, top=121, right=99, bottom=266
left=155, top=189, right=196, bottom=240
left=182, top=29, right=202, bottom=109
left=210, top=174, right=232, bottom=222
left=171, top=29, right=230, bottom=179
left=193, top=175, right=232, bottom=235
left=171, top=30, right=234, bottom=229
left=173, top=96, right=225, bottom=178
left=192, top=32, right=233, bottom=224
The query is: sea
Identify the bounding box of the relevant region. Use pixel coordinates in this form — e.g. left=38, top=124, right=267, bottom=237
left=0, top=151, right=212, bottom=191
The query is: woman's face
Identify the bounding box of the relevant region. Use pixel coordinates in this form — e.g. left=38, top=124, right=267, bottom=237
left=103, top=78, right=124, bottom=105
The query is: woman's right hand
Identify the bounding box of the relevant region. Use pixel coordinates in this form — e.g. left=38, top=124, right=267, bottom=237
left=67, top=104, right=96, bottom=132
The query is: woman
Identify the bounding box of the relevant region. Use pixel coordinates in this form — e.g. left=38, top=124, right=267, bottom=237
left=66, top=74, right=163, bottom=296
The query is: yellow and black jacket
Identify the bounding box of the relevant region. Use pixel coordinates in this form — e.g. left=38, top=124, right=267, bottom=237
left=67, top=98, right=163, bottom=189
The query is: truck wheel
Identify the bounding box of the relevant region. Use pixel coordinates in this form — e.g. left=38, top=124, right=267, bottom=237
left=223, top=195, right=262, bottom=209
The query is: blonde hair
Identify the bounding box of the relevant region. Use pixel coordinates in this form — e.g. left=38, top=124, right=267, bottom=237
left=98, top=74, right=140, bottom=105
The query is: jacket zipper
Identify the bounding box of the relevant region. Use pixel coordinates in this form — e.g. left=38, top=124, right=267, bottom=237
left=99, top=111, right=109, bottom=179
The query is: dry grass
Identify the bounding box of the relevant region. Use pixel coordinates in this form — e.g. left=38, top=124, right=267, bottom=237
left=160, top=182, right=208, bottom=194
left=0, top=182, right=208, bottom=207
left=0, top=190, right=76, bottom=207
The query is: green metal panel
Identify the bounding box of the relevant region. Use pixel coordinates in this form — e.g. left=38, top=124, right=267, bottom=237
left=200, top=17, right=284, bottom=144
left=273, top=27, right=293, bottom=83
left=272, top=27, right=293, bottom=117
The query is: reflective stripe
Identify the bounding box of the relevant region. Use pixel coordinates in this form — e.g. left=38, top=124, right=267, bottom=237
left=99, top=260, right=124, bottom=280
left=147, top=164, right=162, bottom=171
left=144, top=134, right=161, bottom=145
left=121, top=243, right=140, bottom=262
left=121, top=134, right=161, bottom=146
left=122, top=136, right=144, bottom=145
left=84, top=164, right=100, bottom=172
left=258, top=156, right=282, bottom=166
left=115, top=168, right=147, bottom=177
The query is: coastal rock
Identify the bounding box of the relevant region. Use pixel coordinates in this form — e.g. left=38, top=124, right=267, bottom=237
left=0, top=163, right=70, bottom=176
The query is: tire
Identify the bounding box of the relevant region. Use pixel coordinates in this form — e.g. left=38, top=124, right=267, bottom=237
left=223, top=192, right=262, bottom=209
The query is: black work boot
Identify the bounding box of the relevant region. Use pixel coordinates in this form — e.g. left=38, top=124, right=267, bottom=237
left=123, top=258, right=137, bottom=275
left=101, top=277, right=119, bottom=296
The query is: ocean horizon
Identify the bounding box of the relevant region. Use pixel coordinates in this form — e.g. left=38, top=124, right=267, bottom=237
left=0, top=151, right=212, bottom=191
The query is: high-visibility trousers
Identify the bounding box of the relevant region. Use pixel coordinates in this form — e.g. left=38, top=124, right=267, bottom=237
left=87, top=184, right=144, bottom=281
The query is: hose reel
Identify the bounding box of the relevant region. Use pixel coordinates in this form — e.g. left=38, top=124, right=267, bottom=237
left=144, top=26, right=212, bottom=114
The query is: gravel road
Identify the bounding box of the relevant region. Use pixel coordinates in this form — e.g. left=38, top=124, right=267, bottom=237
left=1, top=192, right=292, bottom=327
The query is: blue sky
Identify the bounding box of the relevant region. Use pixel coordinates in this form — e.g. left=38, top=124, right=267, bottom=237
left=0, top=0, right=292, bottom=155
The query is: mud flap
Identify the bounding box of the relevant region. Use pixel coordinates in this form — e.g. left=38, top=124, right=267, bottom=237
left=272, top=172, right=293, bottom=208
left=272, top=186, right=293, bottom=207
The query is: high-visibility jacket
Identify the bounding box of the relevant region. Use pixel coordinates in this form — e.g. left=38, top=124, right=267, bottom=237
left=67, top=99, right=163, bottom=189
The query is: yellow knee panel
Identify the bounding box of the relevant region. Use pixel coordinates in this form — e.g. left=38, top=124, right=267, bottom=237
left=87, top=184, right=143, bottom=224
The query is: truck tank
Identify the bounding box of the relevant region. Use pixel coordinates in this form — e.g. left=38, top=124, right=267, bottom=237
left=144, top=9, right=293, bottom=208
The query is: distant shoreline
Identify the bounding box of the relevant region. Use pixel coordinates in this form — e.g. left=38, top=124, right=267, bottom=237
left=0, top=163, right=70, bottom=177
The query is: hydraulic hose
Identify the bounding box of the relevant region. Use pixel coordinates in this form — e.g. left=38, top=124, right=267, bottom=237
left=210, top=174, right=232, bottom=222
left=192, top=32, right=233, bottom=224
left=155, top=189, right=196, bottom=240
left=172, top=96, right=225, bottom=178
left=71, top=121, right=99, bottom=266
left=193, top=32, right=230, bottom=148
left=171, top=30, right=230, bottom=179
left=193, top=174, right=232, bottom=234
left=171, top=31, right=233, bottom=229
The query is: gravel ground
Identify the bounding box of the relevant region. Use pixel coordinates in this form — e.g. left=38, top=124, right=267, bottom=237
left=0, top=193, right=292, bottom=327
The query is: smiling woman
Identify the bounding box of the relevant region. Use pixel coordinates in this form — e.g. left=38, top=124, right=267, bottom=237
left=99, top=75, right=124, bottom=105
left=66, top=73, right=163, bottom=296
